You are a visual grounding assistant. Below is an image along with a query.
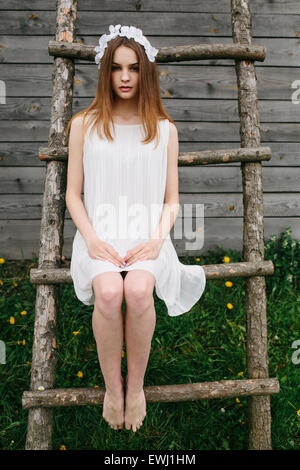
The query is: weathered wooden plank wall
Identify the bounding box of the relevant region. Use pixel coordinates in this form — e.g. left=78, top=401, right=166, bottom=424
left=0, top=0, right=299, bottom=259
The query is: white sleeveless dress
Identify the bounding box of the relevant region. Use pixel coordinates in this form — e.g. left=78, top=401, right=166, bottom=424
left=70, top=118, right=206, bottom=316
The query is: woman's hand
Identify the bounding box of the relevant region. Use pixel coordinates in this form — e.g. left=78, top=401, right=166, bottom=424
left=86, top=235, right=126, bottom=268
left=124, top=239, right=163, bottom=266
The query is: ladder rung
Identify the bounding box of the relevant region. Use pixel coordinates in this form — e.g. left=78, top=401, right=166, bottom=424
left=48, top=40, right=266, bottom=63
left=179, top=146, right=272, bottom=165
left=30, top=260, right=274, bottom=284
left=39, top=145, right=272, bottom=164
left=22, top=378, right=279, bottom=409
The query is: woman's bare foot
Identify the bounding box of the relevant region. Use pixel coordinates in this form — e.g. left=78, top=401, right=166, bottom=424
left=102, top=377, right=124, bottom=430
left=124, top=376, right=146, bottom=432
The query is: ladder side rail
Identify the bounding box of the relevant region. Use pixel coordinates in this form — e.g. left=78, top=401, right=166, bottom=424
left=231, top=0, right=273, bottom=450
left=25, top=0, right=78, bottom=451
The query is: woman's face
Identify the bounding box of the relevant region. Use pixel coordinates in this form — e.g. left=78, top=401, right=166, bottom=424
left=111, top=45, right=140, bottom=100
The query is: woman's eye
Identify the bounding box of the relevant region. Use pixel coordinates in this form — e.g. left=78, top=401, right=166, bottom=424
left=112, top=66, right=139, bottom=71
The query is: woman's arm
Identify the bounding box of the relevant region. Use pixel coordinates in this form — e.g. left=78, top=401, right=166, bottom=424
left=66, top=114, right=98, bottom=246
left=150, top=121, right=180, bottom=246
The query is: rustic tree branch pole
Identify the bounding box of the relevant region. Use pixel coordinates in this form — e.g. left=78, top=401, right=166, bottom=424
left=48, top=40, right=266, bottom=63
left=28, top=260, right=274, bottom=285
left=38, top=145, right=272, bottom=164
left=231, top=0, right=272, bottom=450
left=25, top=0, right=78, bottom=450
left=22, top=378, right=280, bottom=409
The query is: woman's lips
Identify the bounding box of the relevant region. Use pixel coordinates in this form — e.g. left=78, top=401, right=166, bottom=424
left=120, top=87, right=132, bottom=92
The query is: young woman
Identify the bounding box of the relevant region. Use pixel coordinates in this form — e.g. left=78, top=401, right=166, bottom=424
left=66, top=25, right=206, bottom=433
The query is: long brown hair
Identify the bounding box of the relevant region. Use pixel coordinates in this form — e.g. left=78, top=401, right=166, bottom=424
left=66, top=33, right=174, bottom=147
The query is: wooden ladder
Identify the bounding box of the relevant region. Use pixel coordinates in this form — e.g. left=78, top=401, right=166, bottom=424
left=22, top=0, right=280, bottom=450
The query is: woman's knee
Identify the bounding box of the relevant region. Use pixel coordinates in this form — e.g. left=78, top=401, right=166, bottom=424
left=92, top=273, right=123, bottom=314
left=124, top=271, right=155, bottom=312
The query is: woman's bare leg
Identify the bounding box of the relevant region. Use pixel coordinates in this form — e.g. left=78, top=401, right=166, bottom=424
left=123, top=269, right=156, bottom=432
left=92, top=271, right=125, bottom=430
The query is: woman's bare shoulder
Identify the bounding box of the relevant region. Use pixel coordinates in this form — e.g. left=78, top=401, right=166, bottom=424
left=167, top=121, right=178, bottom=144
left=167, top=120, right=177, bottom=130
left=71, top=113, right=85, bottom=129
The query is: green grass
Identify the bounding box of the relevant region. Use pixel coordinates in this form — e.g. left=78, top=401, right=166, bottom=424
left=0, top=227, right=299, bottom=450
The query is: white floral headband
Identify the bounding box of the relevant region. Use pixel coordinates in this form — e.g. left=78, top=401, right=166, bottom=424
left=94, top=24, right=159, bottom=69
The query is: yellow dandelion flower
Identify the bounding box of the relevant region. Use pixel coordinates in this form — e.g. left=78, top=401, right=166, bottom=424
left=60, top=445, right=66, bottom=450
left=297, top=410, right=300, bottom=417
left=0, top=258, right=5, bottom=264
left=20, top=310, right=27, bottom=316
left=94, top=385, right=99, bottom=388
left=77, top=371, right=83, bottom=378
left=235, top=397, right=240, bottom=403
left=122, top=350, right=125, bottom=358
left=237, top=371, right=244, bottom=377
left=195, top=258, right=200, bottom=262
left=227, top=303, right=233, bottom=309
left=17, top=340, right=21, bottom=345
left=13, top=281, right=18, bottom=287
left=225, top=281, right=233, bottom=287
left=0, top=280, right=3, bottom=285
left=22, top=339, right=26, bottom=345
left=223, top=256, right=230, bottom=263
left=73, top=331, right=80, bottom=336
left=9, top=316, right=15, bottom=324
